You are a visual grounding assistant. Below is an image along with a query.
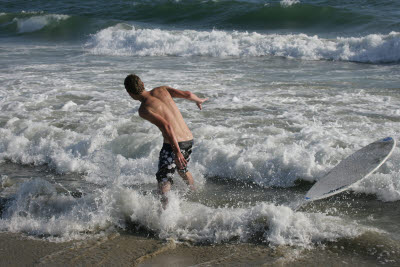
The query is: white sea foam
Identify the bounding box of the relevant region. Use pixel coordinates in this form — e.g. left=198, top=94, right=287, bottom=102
left=61, top=100, right=77, bottom=111
left=1, top=55, right=399, bottom=195
left=0, top=119, right=92, bottom=173
left=13, top=14, right=69, bottom=33
left=280, top=0, right=300, bottom=7
left=2, top=108, right=398, bottom=199
left=352, top=149, right=400, bottom=202
left=0, top=175, right=12, bottom=189
left=0, top=179, right=112, bottom=240
left=0, top=179, right=365, bottom=245
left=124, top=190, right=364, bottom=246
left=86, top=25, right=400, bottom=63
left=0, top=114, right=337, bottom=187
left=1, top=39, right=400, bottom=244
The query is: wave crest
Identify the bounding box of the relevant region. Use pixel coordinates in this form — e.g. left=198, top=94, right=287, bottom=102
left=86, top=26, right=400, bottom=63
left=13, top=14, right=70, bottom=33
left=0, top=11, right=102, bottom=40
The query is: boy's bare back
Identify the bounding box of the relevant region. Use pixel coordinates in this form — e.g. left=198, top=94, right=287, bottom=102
left=139, top=87, right=193, bottom=143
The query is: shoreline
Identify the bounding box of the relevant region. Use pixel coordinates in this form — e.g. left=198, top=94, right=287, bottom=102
left=0, top=232, right=296, bottom=266
left=0, top=231, right=301, bottom=266
left=0, top=232, right=165, bottom=266
left=1, top=232, right=397, bottom=266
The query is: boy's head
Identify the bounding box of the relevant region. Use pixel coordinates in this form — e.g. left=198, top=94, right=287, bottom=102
left=124, top=74, right=145, bottom=95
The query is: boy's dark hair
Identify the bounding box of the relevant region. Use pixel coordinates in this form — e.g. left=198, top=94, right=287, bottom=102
left=124, top=74, right=145, bottom=95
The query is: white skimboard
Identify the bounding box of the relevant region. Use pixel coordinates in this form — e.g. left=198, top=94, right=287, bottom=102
left=304, top=137, right=396, bottom=202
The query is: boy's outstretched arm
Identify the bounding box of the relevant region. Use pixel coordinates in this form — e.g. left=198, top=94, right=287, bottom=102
left=166, top=87, right=209, bottom=110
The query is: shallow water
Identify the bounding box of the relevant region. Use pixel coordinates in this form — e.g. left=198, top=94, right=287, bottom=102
left=1, top=0, right=400, bottom=265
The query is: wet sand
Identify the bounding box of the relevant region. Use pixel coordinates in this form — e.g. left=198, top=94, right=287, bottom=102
left=0, top=232, right=300, bottom=266
left=1, top=232, right=398, bottom=266
left=0, top=232, right=166, bottom=266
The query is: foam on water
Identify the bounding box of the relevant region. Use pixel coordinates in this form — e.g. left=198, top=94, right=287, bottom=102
left=0, top=179, right=112, bottom=241
left=280, top=0, right=300, bottom=7
left=352, top=148, right=400, bottom=202
left=1, top=47, right=399, bottom=194
left=0, top=119, right=94, bottom=173
left=86, top=25, right=400, bottom=63
left=125, top=190, right=365, bottom=246
left=1, top=37, right=400, bottom=245
left=0, top=110, right=378, bottom=190
left=0, top=178, right=367, bottom=245
left=1, top=87, right=399, bottom=202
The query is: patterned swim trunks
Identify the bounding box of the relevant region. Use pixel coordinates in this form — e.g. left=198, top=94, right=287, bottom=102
left=156, top=140, right=193, bottom=184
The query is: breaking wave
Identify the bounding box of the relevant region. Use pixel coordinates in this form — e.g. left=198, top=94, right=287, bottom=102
left=86, top=25, right=400, bottom=63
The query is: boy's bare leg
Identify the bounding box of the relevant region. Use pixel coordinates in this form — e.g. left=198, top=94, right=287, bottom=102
left=178, top=171, right=195, bottom=190
left=158, top=180, right=171, bottom=209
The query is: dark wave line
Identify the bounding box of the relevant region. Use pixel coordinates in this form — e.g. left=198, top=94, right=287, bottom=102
left=0, top=12, right=114, bottom=40
left=104, top=1, right=373, bottom=31
left=0, top=1, right=376, bottom=34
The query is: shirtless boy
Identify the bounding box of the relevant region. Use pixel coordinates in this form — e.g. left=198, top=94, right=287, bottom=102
left=124, top=74, right=208, bottom=207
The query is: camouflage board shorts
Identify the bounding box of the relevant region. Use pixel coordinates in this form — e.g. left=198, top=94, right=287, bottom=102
left=156, top=140, right=193, bottom=184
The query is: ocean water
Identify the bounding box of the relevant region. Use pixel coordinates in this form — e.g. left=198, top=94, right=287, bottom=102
left=1, top=0, right=400, bottom=264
